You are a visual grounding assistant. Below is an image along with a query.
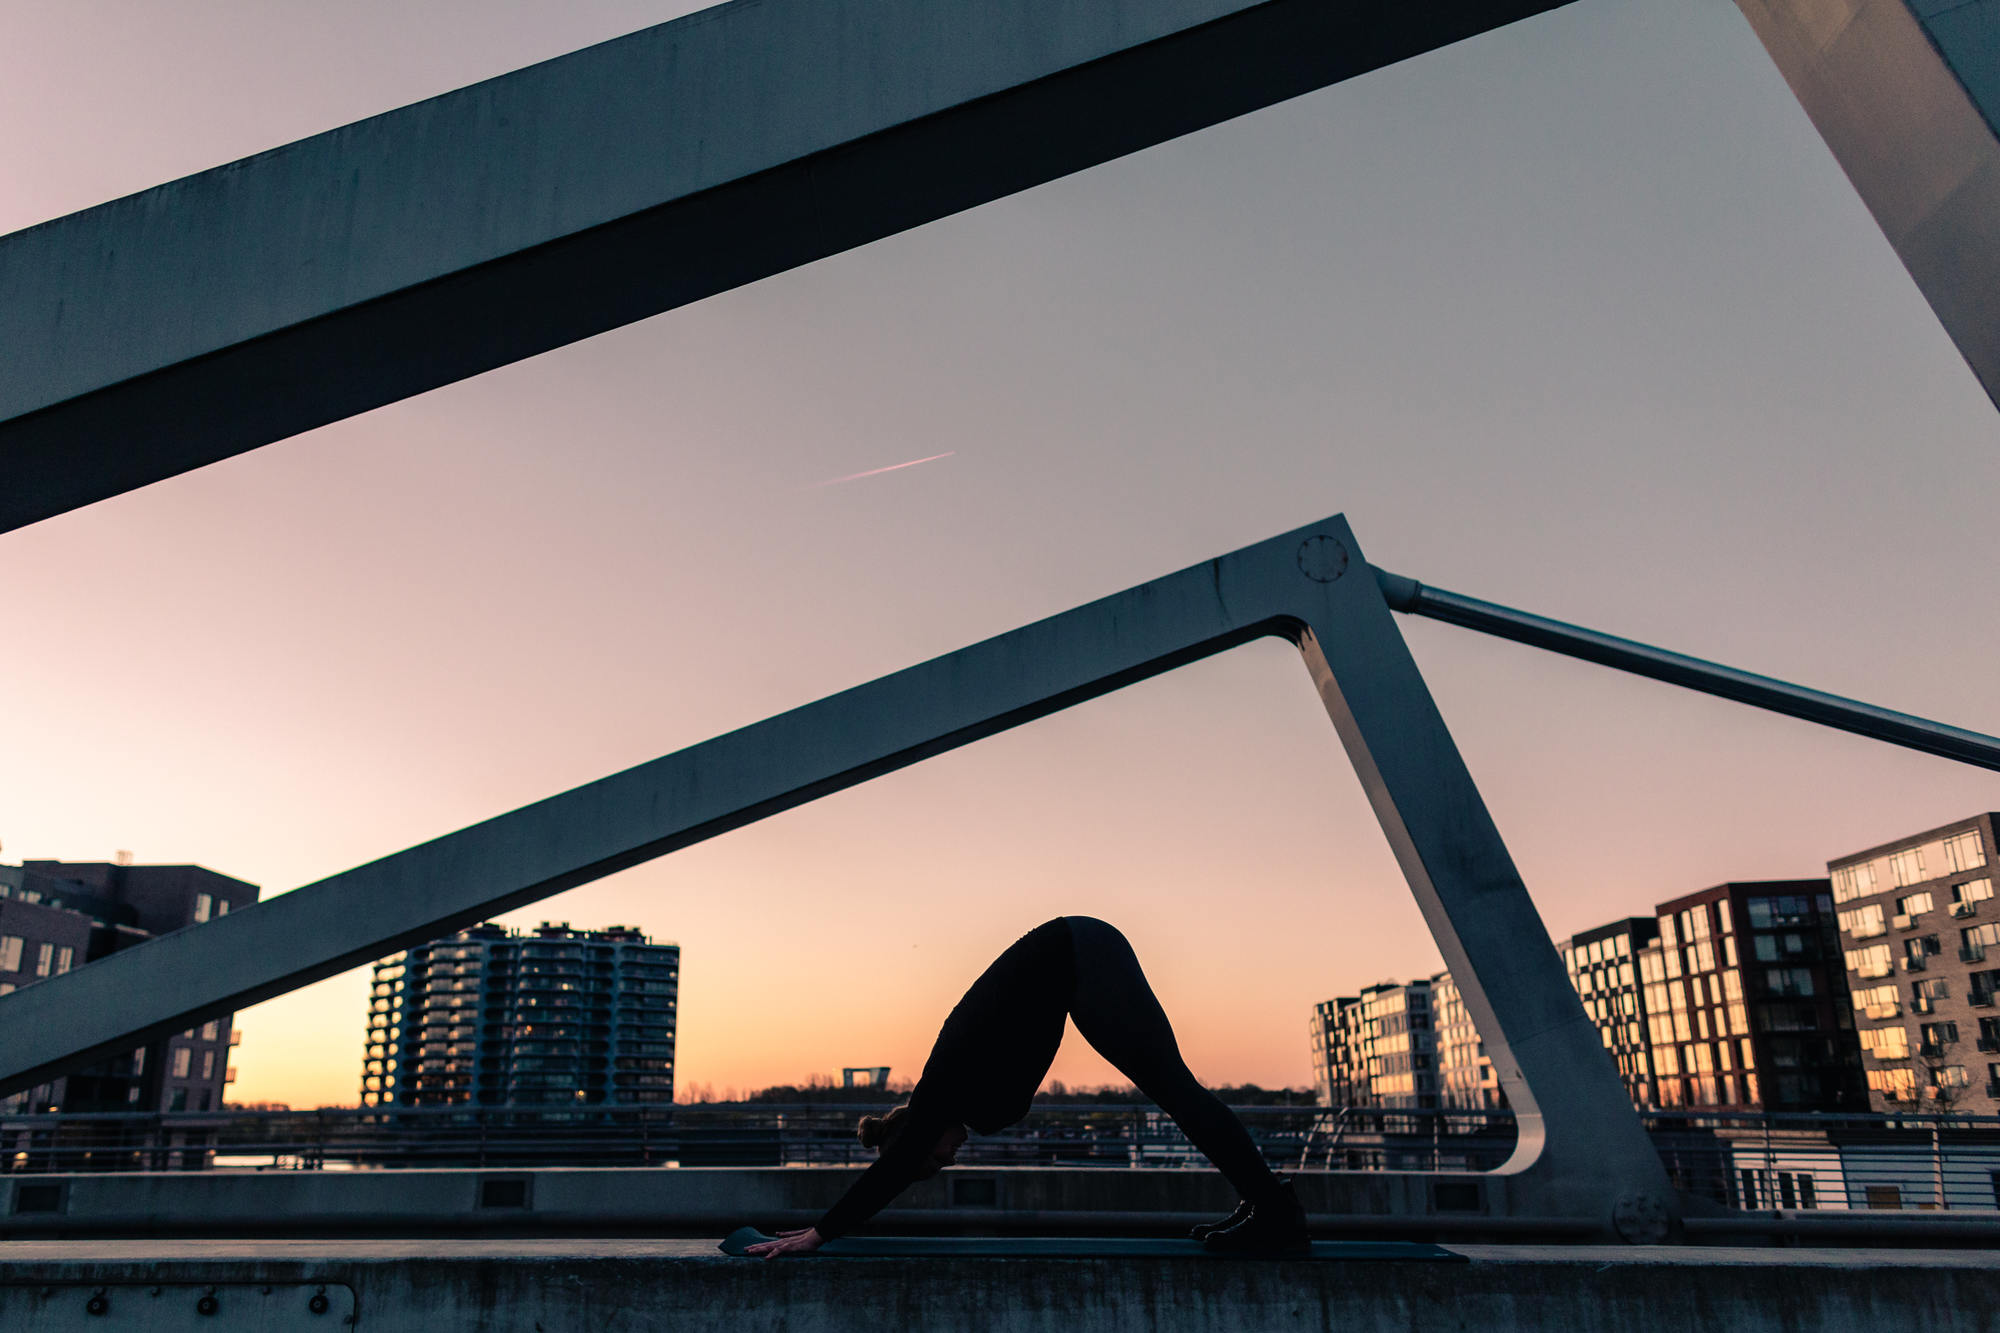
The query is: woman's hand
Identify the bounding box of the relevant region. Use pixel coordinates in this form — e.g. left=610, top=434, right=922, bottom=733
left=744, top=1227, right=826, bottom=1260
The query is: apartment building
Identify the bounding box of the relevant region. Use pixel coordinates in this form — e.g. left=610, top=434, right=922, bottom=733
left=1306, top=979, right=1438, bottom=1110
left=1640, top=881, right=1865, bottom=1111
left=1432, top=970, right=1504, bottom=1111
left=1561, top=916, right=1659, bottom=1107
left=1831, top=814, right=2000, bottom=1112
left=0, top=860, right=257, bottom=1114
left=362, top=921, right=679, bottom=1108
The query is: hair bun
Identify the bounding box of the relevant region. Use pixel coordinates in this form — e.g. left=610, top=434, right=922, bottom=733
left=856, top=1104, right=912, bottom=1150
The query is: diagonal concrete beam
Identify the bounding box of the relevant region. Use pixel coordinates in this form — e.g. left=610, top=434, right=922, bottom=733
left=0, top=0, right=1573, bottom=534
left=1733, top=0, right=2000, bottom=412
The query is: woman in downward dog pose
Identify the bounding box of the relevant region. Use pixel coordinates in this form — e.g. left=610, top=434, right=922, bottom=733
left=744, top=917, right=1306, bottom=1258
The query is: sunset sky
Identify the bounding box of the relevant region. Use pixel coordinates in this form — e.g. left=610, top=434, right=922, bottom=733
left=3, top=0, right=1998, bottom=1111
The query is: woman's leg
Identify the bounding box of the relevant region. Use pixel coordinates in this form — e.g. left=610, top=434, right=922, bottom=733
left=1064, top=916, right=1283, bottom=1202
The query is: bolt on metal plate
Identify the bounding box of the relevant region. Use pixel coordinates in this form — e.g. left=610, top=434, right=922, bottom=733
left=0, top=1282, right=355, bottom=1328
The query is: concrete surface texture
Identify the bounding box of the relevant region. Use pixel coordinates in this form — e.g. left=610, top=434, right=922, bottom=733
left=3, top=1239, right=1998, bottom=1332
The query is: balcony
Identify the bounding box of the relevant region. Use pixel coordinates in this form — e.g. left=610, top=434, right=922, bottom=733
left=1892, top=913, right=1914, bottom=931
left=1902, top=955, right=1929, bottom=973
left=1951, top=901, right=1978, bottom=919
left=1977, top=1037, right=2000, bottom=1054
left=1960, top=947, right=1986, bottom=963
left=1863, top=1002, right=1901, bottom=1020
left=1972, top=992, right=1995, bottom=1009
left=1918, top=1042, right=1946, bottom=1059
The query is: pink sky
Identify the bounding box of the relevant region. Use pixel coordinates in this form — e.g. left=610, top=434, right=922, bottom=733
left=3, top=0, right=1998, bottom=1109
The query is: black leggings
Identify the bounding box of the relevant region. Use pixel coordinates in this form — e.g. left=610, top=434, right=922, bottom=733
left=1065, top=916, right=1283, bottom=1202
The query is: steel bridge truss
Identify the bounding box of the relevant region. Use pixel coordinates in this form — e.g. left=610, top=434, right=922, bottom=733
left=9, top=513, right=2000, bottom=1241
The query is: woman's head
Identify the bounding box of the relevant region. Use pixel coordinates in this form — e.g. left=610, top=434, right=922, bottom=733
left=856, top=1106, right=967, bottom=1179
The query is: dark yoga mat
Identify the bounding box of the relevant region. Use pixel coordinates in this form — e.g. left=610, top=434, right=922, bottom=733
left=719, top=1227, right=1465, bottom=1260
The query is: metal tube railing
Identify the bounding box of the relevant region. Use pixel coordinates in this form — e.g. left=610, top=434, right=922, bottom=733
left=1373, top=569, right=2000, bottom=772
left=7, top=1105, right=2000, bottom=1215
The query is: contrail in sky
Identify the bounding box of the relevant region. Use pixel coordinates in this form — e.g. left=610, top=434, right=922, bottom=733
left=807, top=451, right=955, bottom=489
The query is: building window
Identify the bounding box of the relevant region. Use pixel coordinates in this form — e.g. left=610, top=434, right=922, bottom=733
left=1833, top=861, right=1879, bottom=903
left=1846, top=944, right=1894, bottom=978
left=1953, top=879, right=1994, bottom=915
left=169, top=1088, right=188, bottom=1112
left=1963, top=923, right=2000, bottom=962
left=193, top=893, right=213, bottom=923
left=171, top=1047, right=191, bottom=1079
left=1860, top=1026, right=1910, bottom=1060
left=201, top=1051, right=215, bottom=1080
left=201, top=1021, right=219, bottom=1042
left=1765, top=968, right=1815, bottom=997
left=1839, top=904, right=1887, bottom=939
left=54, top=947, right=73, bottom=974
left=1890, top=849, right=1928, bottom=887
left=1944, top=830, right=1987, bottom=873
left=1896, top=892, right=1934, bottom=919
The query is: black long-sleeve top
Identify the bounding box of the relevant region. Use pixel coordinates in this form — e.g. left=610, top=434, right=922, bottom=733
left=814, top=918, right=1075, bottom=1238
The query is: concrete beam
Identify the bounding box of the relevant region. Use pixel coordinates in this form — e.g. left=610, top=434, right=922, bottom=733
left=0, top=1165, right=1545, bottom=1240
left=0, top=0, right=1573, bottom=534
left=4, top=1238, right=1999, bottom=1332
left=1733, top=0, right=2000, bottom=412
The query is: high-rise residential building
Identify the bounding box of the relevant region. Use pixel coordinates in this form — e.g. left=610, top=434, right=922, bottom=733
left=1561, top=917, right=1659, bottom=1107
left=1307, top=996, right=1361, bottom=1107
left=1431, top=971, right=1503, bottom=1111
left=0, top=860, right=257, bottom=1114
left=1640, top=882, right=1866, bottom=1112
left=361, top=921, right=679, bottom=1108
left=1830, top=814, right=2000, bottom=1112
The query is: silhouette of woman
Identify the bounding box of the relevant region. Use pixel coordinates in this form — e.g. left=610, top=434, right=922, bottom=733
left=744, top=917, right=1305, bottom=1257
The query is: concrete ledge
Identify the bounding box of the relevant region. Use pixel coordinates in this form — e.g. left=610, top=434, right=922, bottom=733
left=2, top=1239, right=1997, bottom=1332
left=0, top=1166, right=1548, bottom=1239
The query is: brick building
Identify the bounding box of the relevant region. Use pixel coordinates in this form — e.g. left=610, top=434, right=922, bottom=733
left=0, top=860, right=258, bottom=1113
left=1831, top=814, right=2000, bottom=1112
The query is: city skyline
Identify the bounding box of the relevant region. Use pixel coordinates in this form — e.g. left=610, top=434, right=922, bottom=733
left=5, top=0, right=2000, bottom=1111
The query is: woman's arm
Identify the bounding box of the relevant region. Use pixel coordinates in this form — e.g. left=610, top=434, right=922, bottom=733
left=810, top=1107, right=950, bottom=1241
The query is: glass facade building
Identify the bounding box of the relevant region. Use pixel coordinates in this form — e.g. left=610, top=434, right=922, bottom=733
left=1307, top=980, right=1437, bottom=1109
left=362, top=921, right=679, bottom=1108
left=1431, top=970, right=1502, bottom=1110
left=1560, top=916, right=1657, bottom=1107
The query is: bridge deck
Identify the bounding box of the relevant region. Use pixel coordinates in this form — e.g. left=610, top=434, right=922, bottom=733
left=2, top=1239, right=1996, bottom=1331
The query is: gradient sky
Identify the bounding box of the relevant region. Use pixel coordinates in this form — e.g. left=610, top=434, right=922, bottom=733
left=3, top=0, right=1998, bottom=1110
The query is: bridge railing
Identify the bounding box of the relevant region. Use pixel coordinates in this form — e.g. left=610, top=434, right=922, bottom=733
left=6, top=1103, right=1996, bottom=1213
